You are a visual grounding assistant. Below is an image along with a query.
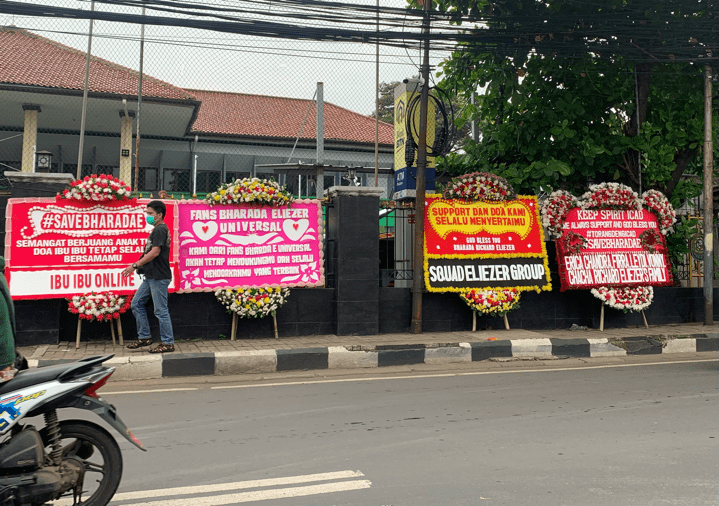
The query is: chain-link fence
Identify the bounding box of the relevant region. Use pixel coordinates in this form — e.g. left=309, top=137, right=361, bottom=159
left=0, top=0, right=458, bottom=202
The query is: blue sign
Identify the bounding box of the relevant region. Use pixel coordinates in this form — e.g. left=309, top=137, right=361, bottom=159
left=394, top=166, right=436, bottom=197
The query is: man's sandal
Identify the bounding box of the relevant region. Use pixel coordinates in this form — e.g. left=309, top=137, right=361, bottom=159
left=127, top=339, right=152, bottom=349
left=149, top=343, right=175, bottom=354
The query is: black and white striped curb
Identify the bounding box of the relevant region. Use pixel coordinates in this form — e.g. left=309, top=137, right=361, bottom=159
left=28, top=333, right=718, bottom=381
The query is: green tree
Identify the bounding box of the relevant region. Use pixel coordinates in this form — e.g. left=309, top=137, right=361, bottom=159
left=429, top=0, right=717, bottom=208
left=369, top=81, right=401, bottom=124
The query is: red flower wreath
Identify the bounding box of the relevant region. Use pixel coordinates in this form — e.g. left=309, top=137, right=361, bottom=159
left=58, top=174, right=134, bottom=203
left=67, top=292, right=132, bottom=322
left=442, top=172, right=516, bottom=202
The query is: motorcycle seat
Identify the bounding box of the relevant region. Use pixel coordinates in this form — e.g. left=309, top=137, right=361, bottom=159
left=0, top=355, right=114, bottom=397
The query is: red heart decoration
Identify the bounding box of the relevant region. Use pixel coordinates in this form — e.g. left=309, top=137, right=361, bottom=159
left=293, top=223, right=299, bottom=230
left=202, top=225, right=209, bottom=233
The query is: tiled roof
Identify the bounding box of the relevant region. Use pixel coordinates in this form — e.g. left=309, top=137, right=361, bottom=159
left=187, top=89, right=394, bottom=146
left=0, top=27, right=393, bottom=145
left=0, top=27, right=195, bottom=101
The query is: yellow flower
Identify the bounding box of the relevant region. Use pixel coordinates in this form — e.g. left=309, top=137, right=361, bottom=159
left=263, top=297, right=270, bottom=303
left=213, top=194, right=221, bottom=201
left=220, top=189, right=226, bottom=195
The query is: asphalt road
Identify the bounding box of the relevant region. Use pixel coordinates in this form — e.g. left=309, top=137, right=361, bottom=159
left=57, top=356, right=719, bottom=506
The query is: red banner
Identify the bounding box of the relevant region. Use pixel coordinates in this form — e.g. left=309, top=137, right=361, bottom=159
left=556, top=208, right=672, bottom=291
left=4, top=198, right=179, bottom=299
left=424, top=195, right=551, bottom=292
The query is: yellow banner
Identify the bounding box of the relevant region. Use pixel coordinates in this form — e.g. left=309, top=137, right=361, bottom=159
left=394, top=88, right=435, bottom=171
left=427, top=200, right=533, bottom=239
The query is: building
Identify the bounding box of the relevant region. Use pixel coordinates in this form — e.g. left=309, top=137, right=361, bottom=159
left=0, top=27, right=395, bottom=197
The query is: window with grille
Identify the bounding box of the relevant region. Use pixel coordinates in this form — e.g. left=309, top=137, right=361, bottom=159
left=80, top=165, right=96, bottom=178
left=0, top=161, right=20, bottom=172
left=255, top=171, right=276, bottom=183
left=139, top=167, right=158, bottom=191
left=60, top=163, right=75, bottom=175
left=96, top=165, right=116, bottom=177
left=225, top=171, right=251, bottom=184
left=196, top=171, right=221, bottom=193
left=163, top=168, right=191, bottom=193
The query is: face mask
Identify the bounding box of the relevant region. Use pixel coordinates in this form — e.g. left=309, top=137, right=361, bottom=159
left=146, top=215, right=155, bottom=226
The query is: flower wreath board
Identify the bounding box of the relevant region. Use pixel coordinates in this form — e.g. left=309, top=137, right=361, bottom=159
left=2, top=173, right=183, bottom=346
left=3, top=192, right=180, bottom=299
left=67, top=291, right=132, bottom=348
left=179, top=178, right=324, bottom=338
left=425, top=172, right=552, bottom=330
left=541, top=184, right=675, bottom=330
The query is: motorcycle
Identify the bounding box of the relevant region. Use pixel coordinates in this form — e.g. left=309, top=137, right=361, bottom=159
left=0, top=354, right=144, bottom=505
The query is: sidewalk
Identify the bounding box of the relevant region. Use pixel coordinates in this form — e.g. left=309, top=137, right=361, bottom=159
left=17, top=322, right=718, bottom=381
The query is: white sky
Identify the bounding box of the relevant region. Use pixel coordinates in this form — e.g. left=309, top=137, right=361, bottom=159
left=3, top=0, right=454, bottom=115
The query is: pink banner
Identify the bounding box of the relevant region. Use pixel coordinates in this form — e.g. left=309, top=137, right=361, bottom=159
left=177, top=200, right=324, bottom=292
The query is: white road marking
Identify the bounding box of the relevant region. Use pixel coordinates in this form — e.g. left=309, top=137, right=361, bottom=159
left=115, top=470, right=365, bottom=501
left=104, top=387, right=198, bottom=395
left=50, top=471, right=369, bottom=506
left=125, top=481, right=371, bottom=505
left=207, top=358, right=718, bottom=390
left=102, top=358, right=717, bottom=395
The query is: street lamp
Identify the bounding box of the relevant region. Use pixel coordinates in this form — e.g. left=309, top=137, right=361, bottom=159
left=343, top=168, right=360, bottom=186
left=35, top=150, right=53, bottom=173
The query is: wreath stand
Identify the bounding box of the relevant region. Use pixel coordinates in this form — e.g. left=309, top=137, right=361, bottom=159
left=229, top=312, right=279, bottom=340
left=599, top=304, right=649, bottom=332
left=75, top=317, right=124, bottom=349
left=472, top=312, right=511, bottom=331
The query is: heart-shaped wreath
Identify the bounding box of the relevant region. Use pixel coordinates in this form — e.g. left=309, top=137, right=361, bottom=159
left=541, top=183, right=676, bottom=240
left=215, top=287, right=290, bottom=318
left=67, top=292, right=132, bottom=321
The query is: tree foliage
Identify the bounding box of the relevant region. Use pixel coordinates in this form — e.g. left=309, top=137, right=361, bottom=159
left=432, top=0, right=718, bottom=209
left=369, top=81, right=400, bottom=124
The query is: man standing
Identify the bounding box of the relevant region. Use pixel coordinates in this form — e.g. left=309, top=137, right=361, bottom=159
left=123, top=200, right=175, bottom=353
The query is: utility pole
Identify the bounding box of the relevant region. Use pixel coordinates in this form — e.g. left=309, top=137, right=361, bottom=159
left=703, top=62, right=714, bottom=325
left=374, top=0, right=380, bottom=188
left=410, top=0, right=431, bottom=334
left=77, top=0, right=95, bottom=179
left=134, top=0, right=146, bottom=191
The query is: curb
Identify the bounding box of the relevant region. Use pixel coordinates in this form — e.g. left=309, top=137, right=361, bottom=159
left=27, top=334, right=719, bottom=381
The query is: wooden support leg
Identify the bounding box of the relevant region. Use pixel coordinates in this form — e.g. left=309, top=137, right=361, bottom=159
left=231, top=312, right=237, bottom=341
left=75, top=318, right=82, bottom=349
left=472, top=311, right=476, bottom=332
left=503, top=313, right=510, bottom=331
left=110, top=318, right=116, bottom=346
left=641, top=309, right=649, bottom=329
left=117, top=317, right=124, bottom=346
left=273, top=313, right=278, bottom=339
left=600, top=304, right=605, bottom=332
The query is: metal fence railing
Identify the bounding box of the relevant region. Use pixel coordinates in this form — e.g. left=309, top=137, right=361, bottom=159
left=379, top=201, right=415, bottom=288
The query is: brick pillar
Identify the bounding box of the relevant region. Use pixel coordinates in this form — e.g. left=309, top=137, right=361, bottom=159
left=21, top=105, right=41, bottom=173
left=327, top=186, right=383, bottom=335
left=119, top=111, right=135, bottom=185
